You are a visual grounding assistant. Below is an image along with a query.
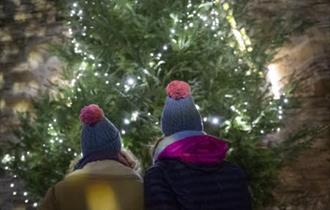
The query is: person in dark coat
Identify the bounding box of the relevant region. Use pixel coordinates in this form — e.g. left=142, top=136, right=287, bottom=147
left=144, top=80, right=252, bottom=210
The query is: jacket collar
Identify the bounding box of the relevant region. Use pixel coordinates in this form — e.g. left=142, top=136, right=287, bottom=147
left=67, top=160, right=139, bottom=178
left=153, top=130, right=205, bottom=163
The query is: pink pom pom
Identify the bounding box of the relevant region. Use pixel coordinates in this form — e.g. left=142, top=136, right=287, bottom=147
left=166, top=80, right=191, bottom=100
left=80, top=104, right=104, bottom=125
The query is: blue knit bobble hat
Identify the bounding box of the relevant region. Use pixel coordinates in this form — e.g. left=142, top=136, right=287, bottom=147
left=80, top=104, right=121, bottom=157
left=161, top=80, right=203, bottom=136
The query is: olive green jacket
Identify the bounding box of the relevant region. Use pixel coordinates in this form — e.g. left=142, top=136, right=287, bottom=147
left=39, top=160, right=143, bottom=210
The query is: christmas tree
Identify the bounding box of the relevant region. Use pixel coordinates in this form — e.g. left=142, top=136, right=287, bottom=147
left=1, top=0, right=306, bottom=208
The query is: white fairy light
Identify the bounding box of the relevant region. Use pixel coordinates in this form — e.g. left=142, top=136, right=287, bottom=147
left=195, top=104, right=200, bottom=110
left=150, top=53, right=154, bottom=57
left=25, top=199, right=29, bottom=203
left=284, top=98, right=289, bottom=103
left=189, top=22, right=194, bottom=27
left=20, top=155, right=26, bottom=161
left=5, top=166, right=9, bottom=170
left=73, top=2, right=78, bottom=7
left=13, top=192, right=17, bottom=195
left=126, top=77, right=136, bottom=86
left=163, top=45, right=168, bottom=50
left=123, top=118, right=130, bottom=125
left=2, top=154, right=12, bottom=164
left=33, top=203, right=38, bottom=208
left=94, top=72, right=99, bottom=76
left=67, top=148, right=72, bottom=152
left=121, top=130, right=126, bottom=135
left=77, top=88, right=82, bottom=92
left=277, top=128, right=281, bottom=132
left=211, top=117, right=220, bottom=125
left=170, top=28, right=176, bottom=34
left=104, top=73, right=108, bottom=76
left=116, top=82, right=120, bottom=86
left=105, top=81, right=109, bottom=84
left=203, top=117, right=208, bottom=122
left=10, top=183, right=14, bottom=188
left=23, top=192, right=28, bottom=196
left=260, top=130, right=264, bottom=134
left=131, top=111, right=139, bottom=121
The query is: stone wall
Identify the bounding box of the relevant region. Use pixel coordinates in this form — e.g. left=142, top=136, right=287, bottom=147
left=0, top=0, right=62, bottom=209
left=246, top=0, right=330, bottom=209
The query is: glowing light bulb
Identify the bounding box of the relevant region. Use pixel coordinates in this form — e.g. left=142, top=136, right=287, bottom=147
left=23, top=192, right=28, bottom=196
left=33, top=203, right=38, bottom=207
left=163, top=45, right=168, bottom=50
left=124, top=118, right=130, bottom=125
left=203, top=117, right=208, bottom=122
left=131, top=111, right=139, bottom=121
left=211, top=117, right=220, bottom=125
left=126, top=77, right=135, bottom=86
left=10, top=183, right=14, bottom=188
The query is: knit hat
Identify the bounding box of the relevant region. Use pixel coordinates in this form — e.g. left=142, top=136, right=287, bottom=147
left=161, top=80, right=203, bottom=136
left=80, top=104, right=121, bottom=157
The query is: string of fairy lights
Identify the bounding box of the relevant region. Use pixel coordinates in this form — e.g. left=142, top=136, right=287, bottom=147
left=1, top=0, right=289, bottom=208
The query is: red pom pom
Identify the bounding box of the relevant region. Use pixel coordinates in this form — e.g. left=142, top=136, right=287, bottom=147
left=80, top=104, right=104, bottom=125
left=166, top=80, right=191, bottom=100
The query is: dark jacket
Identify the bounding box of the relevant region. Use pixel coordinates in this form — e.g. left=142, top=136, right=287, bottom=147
left=144, top=132, right=251, bottom=210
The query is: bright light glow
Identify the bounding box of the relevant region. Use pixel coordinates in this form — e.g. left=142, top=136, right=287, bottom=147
left=195, top=104, right=200, bottom=110
left=25, top=199, right=29, bottom=203
left=10, top=183, right=14, bottom=188
left=163, top=45, right=168, bottom=50
left=33, top=203, right=38, bottom=207
left=211, top=117, right=220, bottom=125
left=2, top=154, right=11, bottom=164
left=121, top=130, right=126, bottom=135
left=131, top=111, right=139, bottom=121
left=203, top=117, right=208, bottom=122
left=13, top=192, right=17, bottom=195
left=23, top=192, right=28, bottom=196
left=123, top=118, right=130, bottom=125
left=284, top=98, right=289, bottom=103
left=20, top=155, right=26, bottom=161
left=126, top=77, right=135, bottom=86
left=267, top=64, right=282, bottom=99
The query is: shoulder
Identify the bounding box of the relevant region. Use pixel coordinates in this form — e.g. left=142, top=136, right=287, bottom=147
left=221, top=161, right=248, bottom=179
